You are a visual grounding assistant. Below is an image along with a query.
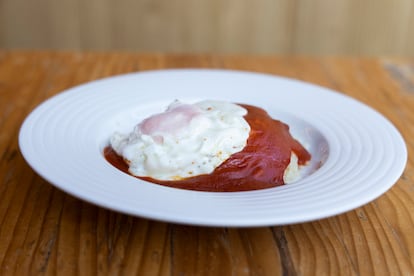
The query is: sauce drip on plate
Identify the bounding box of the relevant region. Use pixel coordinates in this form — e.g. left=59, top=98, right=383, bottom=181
left=104, top=104, right=311, bottom=192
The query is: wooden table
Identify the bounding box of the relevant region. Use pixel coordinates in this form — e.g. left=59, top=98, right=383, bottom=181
left=1, top=51, right=413, bottom=275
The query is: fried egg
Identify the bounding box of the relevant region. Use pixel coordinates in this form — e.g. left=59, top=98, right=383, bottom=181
left=110, top=100, right=251, bottom=180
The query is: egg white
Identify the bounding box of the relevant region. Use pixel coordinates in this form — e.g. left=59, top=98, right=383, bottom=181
left=110, top=100, right=251, bottom=180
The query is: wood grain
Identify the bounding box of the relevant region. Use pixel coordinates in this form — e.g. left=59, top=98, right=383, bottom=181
left=1, top=0, right=414, bottom=55
left=0, top=51, right=413, bottom=275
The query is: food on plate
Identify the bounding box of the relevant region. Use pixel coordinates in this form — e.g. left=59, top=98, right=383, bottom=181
left=104, top=100, right=311, bottom=192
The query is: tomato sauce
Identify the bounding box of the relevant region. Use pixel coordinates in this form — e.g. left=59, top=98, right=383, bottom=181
left=104, top=104, right=311, bottom=192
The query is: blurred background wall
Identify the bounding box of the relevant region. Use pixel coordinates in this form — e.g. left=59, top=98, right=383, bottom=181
left=0, top=0, right=413, bottom=55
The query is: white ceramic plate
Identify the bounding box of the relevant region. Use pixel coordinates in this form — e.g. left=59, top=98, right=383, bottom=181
left=19, top=69, right=407, bottom=227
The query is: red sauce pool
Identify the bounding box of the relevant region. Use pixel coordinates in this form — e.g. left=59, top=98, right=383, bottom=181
left=104, top=104, right=311, bottom=192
